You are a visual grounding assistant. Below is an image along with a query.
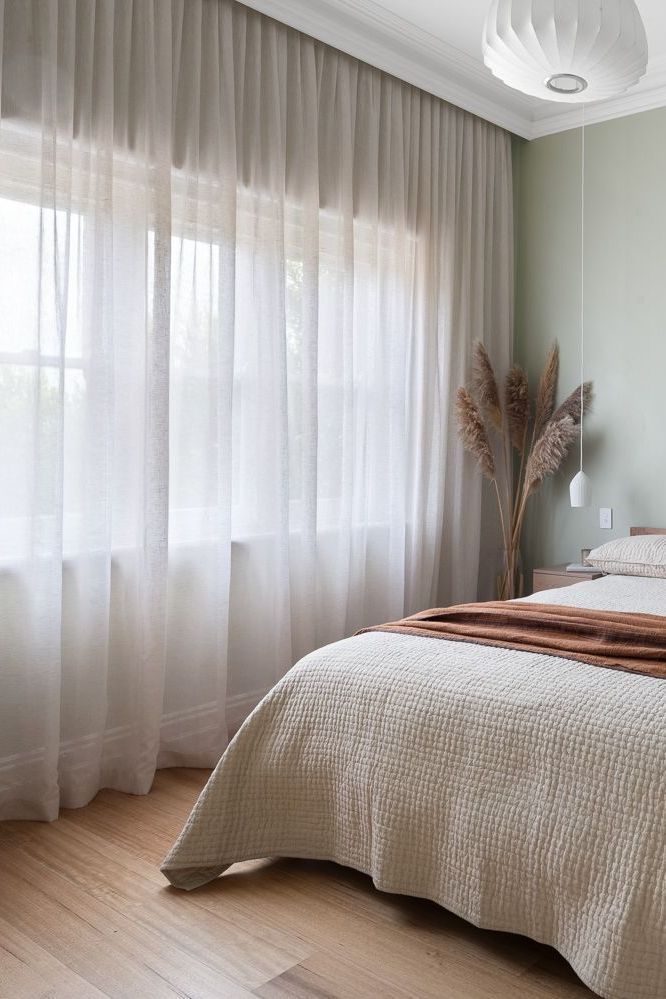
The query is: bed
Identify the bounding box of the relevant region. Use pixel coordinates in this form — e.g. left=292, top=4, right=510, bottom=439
left=162, top=528, right=666, bottom=999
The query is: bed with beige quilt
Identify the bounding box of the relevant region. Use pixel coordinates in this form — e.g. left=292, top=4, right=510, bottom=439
left=162, top=571, right=666, bottom=999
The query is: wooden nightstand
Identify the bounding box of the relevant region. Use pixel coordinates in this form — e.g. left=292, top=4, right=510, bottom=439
left=532, top=564, right=603, bottom=594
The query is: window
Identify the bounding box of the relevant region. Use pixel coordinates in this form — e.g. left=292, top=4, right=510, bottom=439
left=0, top=151, right=418, bottom=561
left=0, top=195, right=87, bottom=560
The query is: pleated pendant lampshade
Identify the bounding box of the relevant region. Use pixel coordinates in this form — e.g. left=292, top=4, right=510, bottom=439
left=483, top=0, right=648, bottom=103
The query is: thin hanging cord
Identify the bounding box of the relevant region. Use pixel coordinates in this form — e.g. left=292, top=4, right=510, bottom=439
left=579, top=106, right=585, bottom=471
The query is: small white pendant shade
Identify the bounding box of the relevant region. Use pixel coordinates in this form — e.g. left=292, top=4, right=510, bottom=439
left=483, top=0, right=648, bottom=103
left=569, top=469, right=591, bottom=508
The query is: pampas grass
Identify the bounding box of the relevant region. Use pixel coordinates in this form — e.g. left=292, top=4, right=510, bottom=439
left=524, top=416, right=579, bottom=492
left=456, top=341, right=593, bottom=599
left=551, top=381, right=593, bottom=426
left=533, top=342, right=559, bottom=439
left=472, top=342, right=503, bottom=430
left=505, top=365, right=529, bottom=452
left=456, top=388, right=495, bottom=479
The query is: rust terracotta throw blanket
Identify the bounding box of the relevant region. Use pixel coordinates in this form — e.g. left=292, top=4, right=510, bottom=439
left=359, top=601, right=666, bottom=678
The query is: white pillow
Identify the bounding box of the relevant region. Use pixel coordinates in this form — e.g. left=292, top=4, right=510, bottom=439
left=587, top=535, right=666, bottom=578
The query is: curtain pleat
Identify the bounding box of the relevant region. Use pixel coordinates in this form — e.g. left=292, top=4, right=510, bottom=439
left=0, top=0, right=512, bottom=819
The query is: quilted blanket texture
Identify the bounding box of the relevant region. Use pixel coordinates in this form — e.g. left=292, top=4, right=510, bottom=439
left=162, top=575, right=666, bottom=999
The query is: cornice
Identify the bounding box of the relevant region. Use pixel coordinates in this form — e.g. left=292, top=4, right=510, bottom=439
left=240, top=0, right=666, bottom=140
left=529, top=54, right=666, bottom=138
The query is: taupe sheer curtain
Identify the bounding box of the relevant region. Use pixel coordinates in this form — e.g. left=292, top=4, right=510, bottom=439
left=0, top=0, right=512, bottom=819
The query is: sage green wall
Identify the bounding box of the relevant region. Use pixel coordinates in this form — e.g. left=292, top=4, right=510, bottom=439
left=513, top=108, right=666, bottom=580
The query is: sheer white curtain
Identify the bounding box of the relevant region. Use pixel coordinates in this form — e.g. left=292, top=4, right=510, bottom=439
left=0, top=0, right=513, bottom=820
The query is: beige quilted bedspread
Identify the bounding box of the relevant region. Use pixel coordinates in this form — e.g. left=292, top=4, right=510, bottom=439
left=162, top=575, right=666, bottom=999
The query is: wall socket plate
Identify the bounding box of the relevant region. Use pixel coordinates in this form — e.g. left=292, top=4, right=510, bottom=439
left=599, top=507, right=613, bottom=530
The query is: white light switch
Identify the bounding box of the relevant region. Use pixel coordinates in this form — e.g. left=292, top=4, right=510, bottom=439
left=599, top=507, right=613, bottom=530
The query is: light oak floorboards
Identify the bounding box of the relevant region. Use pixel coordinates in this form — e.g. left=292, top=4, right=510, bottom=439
left=0, top=769, right=595, bottom=998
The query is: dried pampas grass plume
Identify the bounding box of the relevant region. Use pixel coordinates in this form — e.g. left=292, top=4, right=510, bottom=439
left=455, top=338, right=595, bottom=599
left=456, top=387, right=495, bottom=480
left=505, top=365, right=529, bottom=452
left=533, top=342, right=559, bottom=438
left=551, top=381, right=593, bottom=426
left=472, top=342, right=502, bottom=431
left=524, top=415, right=579, bottom=494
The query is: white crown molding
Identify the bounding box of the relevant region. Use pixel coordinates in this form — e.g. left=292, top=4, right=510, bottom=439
left=529, top=54, right=666, bottom=138
left=239, top=0, right=666, bottom=141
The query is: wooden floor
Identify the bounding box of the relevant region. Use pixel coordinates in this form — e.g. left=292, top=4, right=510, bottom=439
left=0, top=769, right=595, bottom=999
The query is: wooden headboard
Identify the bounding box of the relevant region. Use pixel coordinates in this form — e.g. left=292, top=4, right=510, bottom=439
left=630, top=527, right=666, bottom=536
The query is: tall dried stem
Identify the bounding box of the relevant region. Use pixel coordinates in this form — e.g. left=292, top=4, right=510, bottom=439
left=456, top=342, right=591, bottom=600
left=505, top=365, right=529, bottom=528
left=512, top=415, right=579, bottom=549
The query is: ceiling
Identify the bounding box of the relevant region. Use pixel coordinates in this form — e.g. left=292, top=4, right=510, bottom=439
left=243, top=0, right=666, bottom=139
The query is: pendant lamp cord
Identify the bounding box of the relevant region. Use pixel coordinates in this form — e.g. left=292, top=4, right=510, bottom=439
left=579, top=106, right=585, bottom=472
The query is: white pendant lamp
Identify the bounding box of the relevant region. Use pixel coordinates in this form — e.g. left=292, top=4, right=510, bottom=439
left=570, top=469, right=591, bottom=507
left=570, top=109, right=590, bottom=509
left=483, top=0, right=648, bottom=103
